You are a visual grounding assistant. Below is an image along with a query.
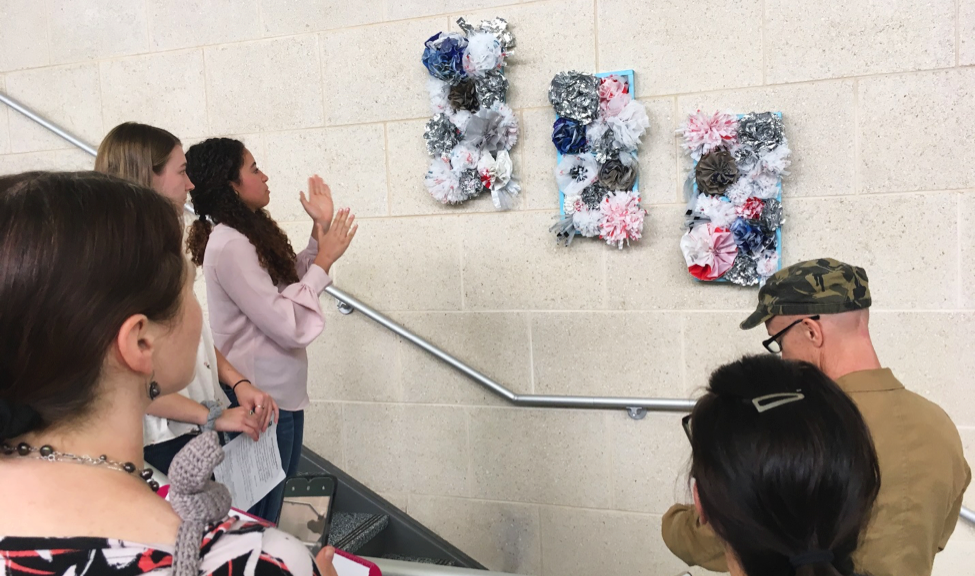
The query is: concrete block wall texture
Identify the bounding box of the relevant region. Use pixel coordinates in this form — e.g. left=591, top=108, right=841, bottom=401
left=1, top=0, right=973, bottom=573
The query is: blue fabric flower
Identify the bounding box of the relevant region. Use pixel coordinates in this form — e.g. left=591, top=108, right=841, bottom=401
left=422, top=32, right=468, bottom=84
left=731, top=217, right=767, bottom=256
left=551, top=117, right=588, bottom=154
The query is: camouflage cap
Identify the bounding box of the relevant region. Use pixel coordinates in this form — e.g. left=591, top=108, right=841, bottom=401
left=740, top=258, right=871, bottom=330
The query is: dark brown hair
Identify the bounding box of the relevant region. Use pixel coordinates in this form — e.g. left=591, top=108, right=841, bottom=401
left=690, top=355, right=881, bottom=576
left=94, top=122, right=181, bottom=189
left=184, top=138, right=299, bottom=285
left=0, top=171, right=187, bottom=437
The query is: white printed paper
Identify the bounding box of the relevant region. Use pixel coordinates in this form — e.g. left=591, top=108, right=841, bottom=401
left=214, top=423, right=286, bottom=511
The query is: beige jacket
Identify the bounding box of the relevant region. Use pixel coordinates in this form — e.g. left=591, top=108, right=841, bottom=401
left=661, top=369, right=971, bottom=576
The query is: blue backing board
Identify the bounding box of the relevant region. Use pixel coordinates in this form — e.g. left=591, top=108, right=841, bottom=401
left=556, top=69, right=638, bottom=219
left=689, top=112, right=784, bottom=283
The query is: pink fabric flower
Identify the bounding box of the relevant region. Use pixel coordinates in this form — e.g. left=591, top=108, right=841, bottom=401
left=598, top=75, right=632, bottom=117
left=737, top=197, right=764, bottom=220
left=598, top=190, right=646, bottom=249
left=680, top=223, right=738, bottom=280
left=678, top=110, right=738, bottom=160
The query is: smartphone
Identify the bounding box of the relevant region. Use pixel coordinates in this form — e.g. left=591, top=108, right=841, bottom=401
left=276, top=475, right=337, bottom=555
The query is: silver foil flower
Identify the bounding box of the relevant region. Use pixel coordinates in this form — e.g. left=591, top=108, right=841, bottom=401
left=760, top=198, right=784, bottom=233
left=424, top=113, right=461, bottom=156
left=474, top=69, right=508, bottom=108
left=737, top=112, right=784, bottom=153
left=725, top=253, right=761, bottom=286
left=548, top=71, right=600, bottom=124
left=457, top=17, right=516, bottom=54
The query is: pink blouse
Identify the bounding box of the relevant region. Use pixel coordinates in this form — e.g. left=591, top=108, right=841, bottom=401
left=203, top=224, right=330, bottom=411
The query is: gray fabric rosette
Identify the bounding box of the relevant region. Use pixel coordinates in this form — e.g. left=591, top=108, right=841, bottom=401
left=598, top=156, right=638, bottom=191
left=696, top=150, right=739, bottom=195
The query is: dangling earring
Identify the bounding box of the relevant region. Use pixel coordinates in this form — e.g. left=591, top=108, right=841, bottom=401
left=148, top=374, right=161, bottom=401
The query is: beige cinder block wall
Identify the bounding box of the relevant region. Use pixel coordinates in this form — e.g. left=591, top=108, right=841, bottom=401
left=1, top=1, right=973, bottom=574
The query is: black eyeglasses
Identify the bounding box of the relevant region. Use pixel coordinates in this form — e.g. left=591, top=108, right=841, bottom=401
left=762, top=315, right=820, bottom=354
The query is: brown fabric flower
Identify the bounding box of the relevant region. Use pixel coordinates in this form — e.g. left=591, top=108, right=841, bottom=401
left=696, top=150, right=739, bottom=195
left=449, top=79, right=479, bottom=112
left=598, top=157, right=638, bottom=191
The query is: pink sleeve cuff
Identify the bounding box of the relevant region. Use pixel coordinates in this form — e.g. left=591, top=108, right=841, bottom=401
left=302, top=264, right=332, bottom=295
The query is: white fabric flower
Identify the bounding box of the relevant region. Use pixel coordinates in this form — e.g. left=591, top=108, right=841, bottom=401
left=756, top=249, right=780, bottom=278
left=449, top=144, right=481, bottom=174
left=428, top=77, right=450, bottom=115
left=753, top=140, right=791, bottom=178
left=563, top=193, right=583, bottom=215
left=476, top=151, right=519, bottom=210
left=462, top=32, right=503, bottom=77
left=606, top=99, right=650, bottom=151
left=555, top=153, right=599, bottom=197
left=694, top=194, right=738, bottom=227
left=424, top=157, right=465, bottom=204
left=572, top=206, right=602, bottom=237
left=449, top=109, right=473, bottom=133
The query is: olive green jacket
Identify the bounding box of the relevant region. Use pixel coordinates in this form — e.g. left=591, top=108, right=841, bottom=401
left=662, top=369, right=971, bottom=576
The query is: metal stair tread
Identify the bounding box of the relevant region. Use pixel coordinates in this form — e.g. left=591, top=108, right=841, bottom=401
left=380, top=554, right=457, bottom=566
left=328, top=511, right=389, bottom=553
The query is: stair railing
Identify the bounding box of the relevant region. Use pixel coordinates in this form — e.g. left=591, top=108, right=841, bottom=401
left=2, top=92, right=972, bottom=527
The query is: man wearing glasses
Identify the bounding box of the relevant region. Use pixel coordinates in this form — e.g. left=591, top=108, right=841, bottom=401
left=662, top=258, right=971, bottom=576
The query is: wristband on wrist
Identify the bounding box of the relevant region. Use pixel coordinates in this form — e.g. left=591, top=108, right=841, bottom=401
left=232, top=379, right=250, bottom=393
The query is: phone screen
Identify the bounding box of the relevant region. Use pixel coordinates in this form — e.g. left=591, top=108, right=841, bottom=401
left=277, top=476, right=336, bottom=553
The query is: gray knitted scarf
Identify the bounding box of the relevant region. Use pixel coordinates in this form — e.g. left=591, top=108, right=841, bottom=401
left=166, top=432, right=232, bottom=576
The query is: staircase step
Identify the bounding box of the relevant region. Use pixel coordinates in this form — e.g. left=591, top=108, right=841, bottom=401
left=380, top=554, right=457, bottom=567
left=328, top=512, right=389, bottom=553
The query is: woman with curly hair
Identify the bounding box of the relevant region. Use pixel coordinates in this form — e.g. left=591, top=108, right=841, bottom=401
left=95, top=122, right=276, bottom=477
left=185, top=139, right=356, bottom=523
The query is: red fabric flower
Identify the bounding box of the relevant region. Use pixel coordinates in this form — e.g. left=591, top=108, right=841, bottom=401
left=737, top=197, right=764, bottom=220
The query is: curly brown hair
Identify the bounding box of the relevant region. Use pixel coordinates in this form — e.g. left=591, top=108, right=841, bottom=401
left=185, top=138, right=299, bottom=285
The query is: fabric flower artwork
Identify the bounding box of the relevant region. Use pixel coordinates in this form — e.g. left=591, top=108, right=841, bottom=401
left=422, top=33, right=468, bottom=84
left=599, top=190, right=647, bottom=249
left=552, top=117, right=588, bottom=154
left=548, top=71, right=649, bottom=250
left=421, top=18, right=518, bottom=210
left=680, top=223, right=738, bottom=281
left=678, top=110, right=738, bottom=161
left=555, top=153, right=599, bottom=197
left=679, top=111, right=790, bottom=284
left=598, top=75, right=631, bottom=117
left=695, top=150, right=738, bottom=196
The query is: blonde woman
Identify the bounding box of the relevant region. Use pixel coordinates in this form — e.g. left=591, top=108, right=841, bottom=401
left=96, top=122, right=278, bottom=475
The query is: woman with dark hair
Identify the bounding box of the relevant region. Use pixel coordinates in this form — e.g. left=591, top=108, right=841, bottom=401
left=673, top=355, right=881, bottom=576
left=0, top=171, right=337, bottom=576
left=96, top=122, right=278, bottom=475
left=186, top=139, right=356, bottom=522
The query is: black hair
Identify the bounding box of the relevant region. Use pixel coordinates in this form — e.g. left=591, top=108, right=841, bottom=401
left=184, top=138, right=298, bottom=285
left=690, top=355, right=881, bottom=576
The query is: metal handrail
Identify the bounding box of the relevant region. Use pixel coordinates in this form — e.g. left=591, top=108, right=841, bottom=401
left=2, top=91, right=971, bottom=527
left=325, top=286, right=695, bottom=418
left=0, top=92, right=195, bottom=215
